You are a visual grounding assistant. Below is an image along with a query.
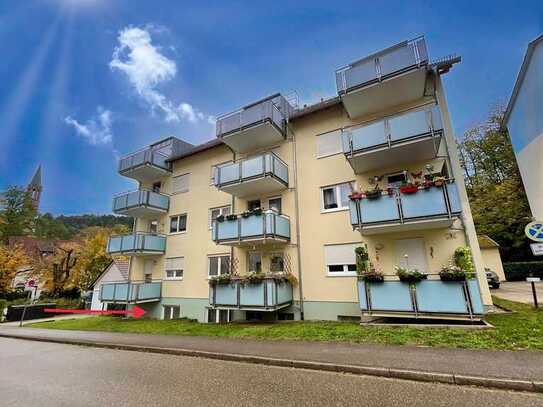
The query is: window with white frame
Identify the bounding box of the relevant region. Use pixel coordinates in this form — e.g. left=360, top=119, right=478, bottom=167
left=209, top=206, right=231, bottom=228
left=268, top=197, right=282, bottom=214
left=208, top=254, right=231, bottom=277
left=317, top=130, right=343, bottom=158
left=248, top=252, right=262, bottom=273
left=321, top=182, right=354, bottom=211
left=163, top=305, right=180, bottom=320
left=324, top=243, right=359, bottom=276
left=169, top=214, right=187, bottom=233
left=172, top=173, right=190, bottom=194
left=165, top=257, right=184, bottom=280
left=270, top=253, right=284, bottom=272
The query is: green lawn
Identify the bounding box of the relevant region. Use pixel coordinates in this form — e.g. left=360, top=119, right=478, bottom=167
left=28, top=297, right=543, bottom=351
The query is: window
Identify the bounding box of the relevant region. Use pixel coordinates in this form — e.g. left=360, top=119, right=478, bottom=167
left=247, top=199, right=261, bottom=211
left=268, top=197, right=282, bottom=214
left=149, top=220, right=158, bottom=234
left=324, top=243, right=359, bottom=276
left=317, top=130, right=342, bottom=158
left=172, top=173, right=190, bottom=194
left=165, top=257, right=184, bottom=280
left=164, top=305, right=180, bottom=320
left=152, top=182, right=161, bottom=193
left=208, top=255, right=231, bottom=277
left=270, top=253, right=284, bottom=272
left=387, top=172, right=407, bottom=189
left=248, top=252, right=262, bottom=273
left=169, top=214, right=187, bottom=233
left=207, top=309, right=231, bottom=323
left=209, top=206, right=231, bottom=228
left=144, top=273, right=152, bottom=283
left=321, top=182, right=354, bottom=211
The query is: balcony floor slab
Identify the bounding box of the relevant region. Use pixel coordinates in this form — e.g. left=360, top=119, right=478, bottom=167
left=220, top=121, right=285, bottom=154
left=114, top=206, right=168, bottom=219
left=357, top=217, right=457, bottom=235
left=342, top=67, right=428, bottom=119
left=218, top=176, right=287, bottom=198
left=119, top=164, right=170, bottom=183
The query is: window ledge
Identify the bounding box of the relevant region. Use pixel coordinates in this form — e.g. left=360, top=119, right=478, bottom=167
left=326, top=272, right=357, bottom=278
left=169, top=231, right=187, bottom=236
left=164, top=277, right=183, bottom=281
left=321, top=207, right=349, bottom=214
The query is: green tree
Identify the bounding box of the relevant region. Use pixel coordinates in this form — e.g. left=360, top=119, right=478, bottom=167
left=0, top=187, right=37, bottom=243
left=458, top=107, right=532, bottom=261
left=34, top=213, right=72, bottom=239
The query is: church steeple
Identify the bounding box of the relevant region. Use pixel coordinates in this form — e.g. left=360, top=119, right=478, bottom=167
left=27, top=165, right=42, bottom=210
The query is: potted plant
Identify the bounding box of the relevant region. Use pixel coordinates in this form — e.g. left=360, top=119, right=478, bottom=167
left=349, top=191, right=363, bottom=200
left=439, top=265, right=467, bottom=281
left=399, top=182, right=419, bottom=194
left=251, top=207, right=263, bottom=216
left=364, top=187, right=382, bottom=200
left=245, top=272, right=265, bottom=284
left=209, top=274, right=232, bottom=286
left=241, top=211, right=252, bottom=218
left=433, top=176, right=446, bottom=187
left=359, top=269, right=384, bottom=282
left=216, top=214, right=225, bottom=223
left=226, top=214, right=238, bottom=221
left=395, top=266, right=427, bottom=283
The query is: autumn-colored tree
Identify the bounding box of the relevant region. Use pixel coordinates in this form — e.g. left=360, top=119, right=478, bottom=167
left=0, top=244, right=30, bottom=293
left=458, top=106, right=532, bottom=261
left=36, top=241, right=81, bottom=294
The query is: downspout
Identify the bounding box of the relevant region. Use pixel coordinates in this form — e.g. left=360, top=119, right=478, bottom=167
left=289, top=122, right=305, bottom=320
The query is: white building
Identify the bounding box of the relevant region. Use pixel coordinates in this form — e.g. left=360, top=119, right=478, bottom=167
left=90, top=260, right=129, bottom=311
left=504, top=34, right=543, bottom=220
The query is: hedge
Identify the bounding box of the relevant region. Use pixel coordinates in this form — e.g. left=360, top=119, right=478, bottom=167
left=503, top=261, right=543, bottom=281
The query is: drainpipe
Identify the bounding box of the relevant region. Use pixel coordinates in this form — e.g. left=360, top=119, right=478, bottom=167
left=289, top=122, right=305, bottom=320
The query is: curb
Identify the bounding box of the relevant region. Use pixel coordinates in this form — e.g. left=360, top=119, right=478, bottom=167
left=1, top=332, right=541, bottom=394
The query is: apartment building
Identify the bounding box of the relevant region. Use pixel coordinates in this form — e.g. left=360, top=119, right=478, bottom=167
left=103, top=36, right=491, bottom=323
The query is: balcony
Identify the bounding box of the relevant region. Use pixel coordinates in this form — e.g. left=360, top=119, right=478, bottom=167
left=212, top=210, right=290, bottom=246
left=216, top=94, right=291, bottom=153
left=342, top=105, right=443, bottom=173
left=209, top=278, right=293, bottom=311
left=349, top=181, right=462, bottom=234
left=214, top=152, right=288, bottom=198
left=100, top=281, right=162, bottom=304
left=357, top=276, right=484, bottom=320
left=118, top=137, right=192, bottom=183
left=106, top=232, right=166, bottom=256
left=336, top=36, right=429, bottom=118
left=112, top=190, right=169, bottom=218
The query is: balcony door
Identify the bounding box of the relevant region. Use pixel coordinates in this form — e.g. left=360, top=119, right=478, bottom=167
left=394, top=238, right=428, bottom=273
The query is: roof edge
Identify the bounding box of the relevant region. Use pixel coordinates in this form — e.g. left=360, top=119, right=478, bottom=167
left=504, top=34, right=543, bottom=124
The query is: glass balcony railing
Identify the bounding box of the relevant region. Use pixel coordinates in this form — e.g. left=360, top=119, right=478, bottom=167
left=357, top=276, right=484, bottom=319
left=112, top=190, right=169, bottom=215
left=336, top=36, right=428, bottom=94
left=118, top=147, right=171, bottom=173
left=216, top=94, right=290, bottom=139
left=349, top=181, right=461, bottom=230
left=214, top=152, right=288, bottom=189
left=342, top=105, right=443, bottom=155
left=210, top=278, right=293, bottom=310
left=212, top=210, right=290, bottom=244
left=100, top=281, right=162, bottom=303
left=106, top=233, right=166, bottom=255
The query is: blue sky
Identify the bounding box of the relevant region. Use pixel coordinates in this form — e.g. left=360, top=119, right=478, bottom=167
left=0, top=0, right=541, bottom=215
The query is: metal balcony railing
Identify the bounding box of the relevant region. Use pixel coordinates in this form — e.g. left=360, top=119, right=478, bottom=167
left=212, top=210, right=290, bottom=243
left=216, top=94, right=289, bottom=138
left=336, top=36, right=428, bottom=94
left=106, top=232, right=166, bottom=255
left=210, top=278, right=293, bottom=310
left=112, top=190, right=170, bottom=213
left=118, top=147, right=171, bottom=173
left=349, top=181, right=461, bottom=228
left=342, top=104, right=443, bottom=155
left=99, top=280, right=162, bottom=303
left=214, top=152, right=289, bottom=188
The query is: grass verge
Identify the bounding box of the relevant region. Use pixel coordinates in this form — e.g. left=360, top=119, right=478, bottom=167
left=27, top=297, right=543, bottom=351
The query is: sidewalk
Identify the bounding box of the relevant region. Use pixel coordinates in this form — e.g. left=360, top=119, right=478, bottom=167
left=0, top=325, right=542, bottom=392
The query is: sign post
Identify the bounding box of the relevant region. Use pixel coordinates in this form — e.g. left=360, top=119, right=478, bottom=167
left=527, top=277, right=540, bottom=308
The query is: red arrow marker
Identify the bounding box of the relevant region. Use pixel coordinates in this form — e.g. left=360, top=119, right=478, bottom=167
left=43, top=305, right=146, bottom=319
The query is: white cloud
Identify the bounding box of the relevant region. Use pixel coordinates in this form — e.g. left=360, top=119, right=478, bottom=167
left=64, top=106, right=113, bottom=145
left=110, top=26, right=212, bottom=125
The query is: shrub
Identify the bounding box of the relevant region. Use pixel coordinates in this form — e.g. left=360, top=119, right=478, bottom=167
left=503, top=262, right=543, bottom=281
left=454, top=246, right=474, bottom=274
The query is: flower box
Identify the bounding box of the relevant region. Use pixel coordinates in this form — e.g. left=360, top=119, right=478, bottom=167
left=349, top=192, right=364, bottom=200
left=399, top=184, right=419, bottom=194
left=395, top=266, right=427, bottom=283
left=364, top=189, right=382, bottom=200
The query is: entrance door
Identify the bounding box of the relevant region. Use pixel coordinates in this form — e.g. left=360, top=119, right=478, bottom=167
left=394, top=238, right=428, bottom=273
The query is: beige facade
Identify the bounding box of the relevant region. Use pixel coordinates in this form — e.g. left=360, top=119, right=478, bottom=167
left=105, top=36, right=492, bottom=322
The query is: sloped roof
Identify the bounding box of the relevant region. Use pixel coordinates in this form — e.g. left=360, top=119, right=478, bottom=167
left=478, top=235, right=500, bottom=249
left=114, top=259, right=130, bottom=279
left=166, top=138, right=225, bottom=163
left=29, top=165, right=42, bottom=189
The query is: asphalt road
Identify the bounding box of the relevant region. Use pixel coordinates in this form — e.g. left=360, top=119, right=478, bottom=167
left=1, top=338, right=541, bottom=407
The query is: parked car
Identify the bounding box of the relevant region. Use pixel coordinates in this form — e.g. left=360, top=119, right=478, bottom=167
left=485, top=268, right=500, bottom=289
